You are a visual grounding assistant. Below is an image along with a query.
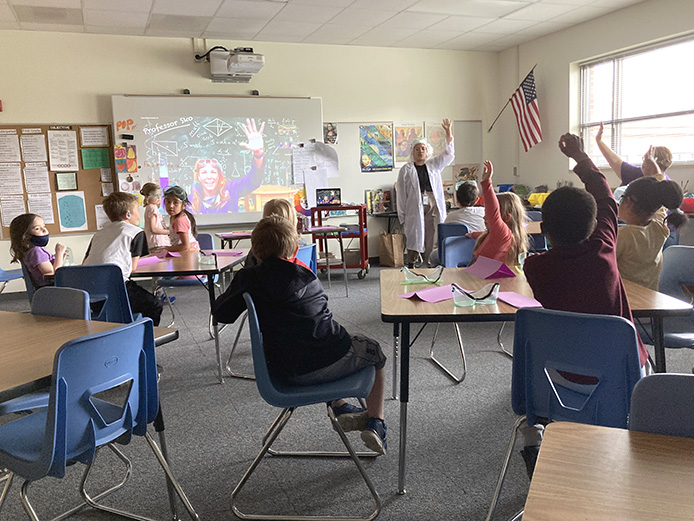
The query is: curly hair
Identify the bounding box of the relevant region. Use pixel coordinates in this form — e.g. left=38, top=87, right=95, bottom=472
left=9, top=213, right=40, bottom=263
left=190, top=159, right=230, bottom=213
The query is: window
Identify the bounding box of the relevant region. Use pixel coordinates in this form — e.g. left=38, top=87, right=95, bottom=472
left=580, top=37, right=694, bottom=167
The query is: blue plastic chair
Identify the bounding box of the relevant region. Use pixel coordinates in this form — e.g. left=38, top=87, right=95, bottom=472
left=0, top=318, right=198, bottom=521
left=55, top=264, right=137, bottom=323
left=20, top=261, right=37, bottom=304
left=437, top=223, right=469, bottom=265
left=629, top=373, right=694, bottom=438
left=441, top=236, right=476, bottom=268
left=526, top=210, right=547, bottom=253
left=485, top=308, right=642, bottom=521
left=0, top=266, right=22, bottom=294
left=230, top=293, right=380, bottom=521
left=226, top=246, right=318, bottom=381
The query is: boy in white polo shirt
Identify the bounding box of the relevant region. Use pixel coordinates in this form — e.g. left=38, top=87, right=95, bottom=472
left=83, top=191, right=163, bottom=325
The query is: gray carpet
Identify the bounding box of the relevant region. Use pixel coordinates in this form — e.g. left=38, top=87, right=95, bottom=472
left=1, top=266, right=692, bottom=521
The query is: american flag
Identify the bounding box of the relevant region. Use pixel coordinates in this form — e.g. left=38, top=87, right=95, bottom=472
left=510, top=71, right=542, bottom=152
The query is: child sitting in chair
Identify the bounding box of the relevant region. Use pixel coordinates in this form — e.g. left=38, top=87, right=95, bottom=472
left=212, top=215, right=388, bottom=455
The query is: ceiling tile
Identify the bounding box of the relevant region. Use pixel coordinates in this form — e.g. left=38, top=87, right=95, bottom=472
left=145, top=27, right=205, bottom=37
left=391, top=29, right=461, bottom=48
left=291, top=0, right=355, bottom=5
left=301, top=22, right=368, bottom=42
left=152, top=0, right=223, bottom=17
left=256, top=19, right=322, bottom=37
left=0, top=20, right=19, bottom=28
left=13, top=5, right=83, bottom=25
left=539, top=0, right=597, bottom=4
left=203, top=29, right=260, bottom=39
left=329, top=7, right=396, bottom=27
left=436, top=30, right=501, bottom=49
left=253, top=33, right=305, bottom=43
left=504, top=2, right=579, bottom=21
left=0, top=4, right=14, bottom=20
left=148, top=13, right=211, bottom=32
left=474, top=17, right=538, bottom=34
left=83, top=10, right=149, bottom=29
left=85, top=25, right=146, bottom=36
left=548, top=5, right=611, bottom=24
left=593, top=0, right=643, bottom=7
left=19, top=22, right=84, bottom=32
left=216, top=0, right=284, bottom=19
left=206, top=16, right=267, bottom=33
left=10, top=0, right=80, bottom=6
left=350, top=0, right=418, bottom=9
left=350, top=26, right=420, bottom=46
left=273, top=3, right=344, bottom=23
left=427, top=15, right=495, bottom=32
left=408, top=0, right=531, bottom=18
left=379, top=11, right=447, bottom=29
left=515, top=18, right=571, bottom=35
left=83, top=0, right=153, bottom=12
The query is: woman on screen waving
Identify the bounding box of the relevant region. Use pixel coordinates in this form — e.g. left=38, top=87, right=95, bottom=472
left=190, top=118, right=266, bottom=214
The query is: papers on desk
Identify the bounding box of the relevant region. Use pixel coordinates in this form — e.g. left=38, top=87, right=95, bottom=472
left=463, top=256, right=515, bottom=279
left=497, top=292, right=542, bottom=308
left=137, top=255, right=165, bottom=267
left=400, top=284, right=454, bottom=303
left=155, top=250, right=181, bottom=258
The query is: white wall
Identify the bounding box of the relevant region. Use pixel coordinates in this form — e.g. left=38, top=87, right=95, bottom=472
left=0, top=31, right=499, bottom=292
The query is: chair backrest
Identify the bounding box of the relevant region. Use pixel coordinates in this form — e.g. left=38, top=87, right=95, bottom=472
left=32, top=287, right=90, bottom=320
left=526, top=210, right=542, bottom=222
left=197, top=232, right=214, bottom=250
left=437, top=223, right=469, bottom=263
left=441, top=236, right=475, bottom=267
left=659, top=246, right=694, bottom=300
left=20, top=261, right=37, bottom=304
left=296, top=244, right=317, bottom=274
left=7, top=319, right=154, bottom=482
left=512, top=308, right=642, bottom=429
left=55, top=264, right=135, bottom=323
left=629, top=373, right=694, bottom=438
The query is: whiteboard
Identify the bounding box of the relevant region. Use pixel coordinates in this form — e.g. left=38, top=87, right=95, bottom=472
left=111, top=95, right=322, bottom=225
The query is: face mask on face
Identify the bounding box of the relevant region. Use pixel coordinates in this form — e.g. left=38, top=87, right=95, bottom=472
left=30, top=235, right=50, bottom=247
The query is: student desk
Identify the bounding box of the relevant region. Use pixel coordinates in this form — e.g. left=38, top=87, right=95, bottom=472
left=380, top=268, right=692, bottom=494
left=523, top=422, right=694, bottom=521
left=131, top=249, right=249, bottom=383
left=0, top=311, right=192, bottom=520
left=216, top=231, right=253, bottom=249
left=304, top=226, right=349, bottom=297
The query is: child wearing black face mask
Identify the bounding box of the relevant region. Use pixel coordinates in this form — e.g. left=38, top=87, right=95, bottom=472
left=9, top=213, right=66, bottom=289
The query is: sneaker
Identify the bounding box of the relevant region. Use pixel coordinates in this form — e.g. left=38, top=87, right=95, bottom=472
left=361, top=417, right=387, bottom=455
left=520, top=446, right=540, bottom=480
left=330, top=403, right=368, bottom=432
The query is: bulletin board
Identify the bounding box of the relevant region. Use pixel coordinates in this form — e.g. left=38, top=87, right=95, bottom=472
left=0, top=124, right=116, bottom=238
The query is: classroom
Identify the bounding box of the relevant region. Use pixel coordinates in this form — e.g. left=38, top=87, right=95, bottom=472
left=1, top=0, right=694, bottom=519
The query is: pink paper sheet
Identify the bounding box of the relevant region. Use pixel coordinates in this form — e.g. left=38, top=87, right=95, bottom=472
left=399, top=284, right=454, bottom=303
left=463, top=256, right=515, bottom=279
left=137, top=255, right=164, bottom=266
left=497, top=292, right=542, bottom=308
left=155, top=250, right=181, bottom=258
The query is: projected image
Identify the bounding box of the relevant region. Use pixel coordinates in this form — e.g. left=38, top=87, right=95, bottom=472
left=140, top=116, right=301, bottom=214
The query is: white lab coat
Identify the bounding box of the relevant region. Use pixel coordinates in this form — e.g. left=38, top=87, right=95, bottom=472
left=396, top=140, right=455, bottom=252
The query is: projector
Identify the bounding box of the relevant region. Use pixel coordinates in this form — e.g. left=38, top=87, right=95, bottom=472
left=209, top=48, right=265, bottom=83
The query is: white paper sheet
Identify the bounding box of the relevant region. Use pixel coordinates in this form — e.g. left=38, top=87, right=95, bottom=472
left=101, top=182, right=114, bottom=196
left=80, top=126, right=110, bottom=147
left=292, top=143, right=315, bottom=184
left=0, top=131, right=21, bottom=162
left=20, top=134, right=48, bottom=162
left=56, top=191, right=88, bottom=232
left=95, top=204, right=109, bottom=230
left=314, top=142, right=339, bottom=178
left=0, top=163, right=23, bottom=194
left=48, top=130, right=79, bottom=171
left=23, top=162, right=51, bottom=193
left=0, top=195, right=26, bottom=227
left=27, top=192, right=55, bottom=224
left=304, top=169, right=329, bottom=208
left=100, top=168, right=112, bottom=182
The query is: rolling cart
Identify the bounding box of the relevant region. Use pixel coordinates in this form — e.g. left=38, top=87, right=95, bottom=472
left=310, top=204, right=369, bottom=279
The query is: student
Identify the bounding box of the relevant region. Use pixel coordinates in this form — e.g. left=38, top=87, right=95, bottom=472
left=140, top=182, right=170, bottom=250
left=595, top=122, right=673, bottom=185
left=244, top=198, right=306, bottom=268
left=468, top=160, right=528, bottom=267
left=521, top=132, right=650, bottom=477
left=83, top=192, right=163, bottom=326
left=163, top=185, right=199, bottom=252
left=212, top=216, right=388, bottom=454
left=9, top=213, right=66, bottom=289
left=428, top=181, right=485, bottom=266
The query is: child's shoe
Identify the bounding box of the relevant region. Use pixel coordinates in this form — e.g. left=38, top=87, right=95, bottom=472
left=361, top=417, right=387, bottom=455
left=329, top=402, right=368, bottom=432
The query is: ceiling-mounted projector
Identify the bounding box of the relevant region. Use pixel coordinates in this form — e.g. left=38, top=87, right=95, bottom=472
left=209, top=48, right=265, bottom=83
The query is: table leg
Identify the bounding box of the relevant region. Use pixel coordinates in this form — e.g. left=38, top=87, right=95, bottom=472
left=392, top=323, right=399, bottom=400
left=338, top=234, right=348, bottom=297
left=398, top=322, right=410, bottom=495
left=153, top=406, right=180, bottom=520
left=652, top=316, right=666, bottom=373
left=207, top=278, right=224, bottom=383
left=324, top=235, right=332, bottom=288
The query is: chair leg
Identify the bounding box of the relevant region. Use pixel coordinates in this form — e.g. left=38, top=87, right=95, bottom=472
left=485, top=415, right=526, bottom=521
left=428, top=323, right=467, bottom=383
left=158, top=286, right=176, bottom=328
left=225, top=312, right=255, bottom=380
left=232, top=406, right=381, bottom=521
left=497, top=322, right=513, bottom=358
left=0, top=470, right=13, bottom=516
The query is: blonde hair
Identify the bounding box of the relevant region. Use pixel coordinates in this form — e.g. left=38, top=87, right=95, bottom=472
left=475, top=192, right=529, bottom=265
left=251, top=215, right=299, bottom=261
left=652, top=146, right=673, bottom=172
left=262, top=198, right=297, bottom=227
left=140, top=182, right=161, bottom=206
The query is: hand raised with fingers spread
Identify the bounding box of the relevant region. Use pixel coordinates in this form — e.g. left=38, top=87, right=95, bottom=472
left=481, top=160, right=493, bottom=182
left=642, top=145, right=662, bottom=178
left=596, top=122, right=604, bottom=143
left=442, top=118, right=453, bottom=141
left=558, top=133, right=589, bottom=162
left=240, top=118, right=265, bottom=157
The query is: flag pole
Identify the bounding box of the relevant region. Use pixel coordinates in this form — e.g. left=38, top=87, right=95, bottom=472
left=487, top=64, right=538, bottom=133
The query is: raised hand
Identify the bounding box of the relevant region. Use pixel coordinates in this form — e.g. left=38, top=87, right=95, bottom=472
left=558, top=133, right=588, bottom=162
left=642, top=146, right=662, bottom=178
left=481, top=160, right=493, bottom=182
left=596, top=122, right=604, bottom=142
left=240, top=118, right=265, bottom=158
left=442, top=118, right=453, bottom=141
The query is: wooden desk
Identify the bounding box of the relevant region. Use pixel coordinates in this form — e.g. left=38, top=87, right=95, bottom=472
left=304, top=226, right=349, bottom=297
left=525, top=220, right=542, bottom=235
left=524, top=422, right=694, bottom=521
left=216, top=231, right=253, bottom=249
left=132, top=249, right=249, bottom=382
left=380, top=267, right=692, bottom=494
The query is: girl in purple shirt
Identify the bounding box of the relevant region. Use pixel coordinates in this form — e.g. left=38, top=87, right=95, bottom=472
left=9, top=213, right=66, bottom=288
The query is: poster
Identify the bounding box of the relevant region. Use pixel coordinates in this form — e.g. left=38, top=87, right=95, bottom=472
left=20, top=134, right=47, bottom=162
left=394, top=122, right=424, bottom=166
left=79, top=126, right=110, bottom=147
left=0, top=131, right=20, bottom=162
left=453, top=163, right=481, bottom=182
left=56, top=191, right=88, bottom=232
left=23, top=162, right=51, bottom=193
left=47, top=129, right=79, bottom=171
left=425, top=122, right=446, bottom=158
left=0, top=162, right=23, bottom=194
left=114, top=144, right=137, bottom=174
left=323, top=122, right=338, bottom=144
left=27, top=192, right=55, bottom=224
left=81, top=148, right=111, bottom=169
left=359, top=124, right=393, bottom=172
left=0, top=195, right=26, bottom=227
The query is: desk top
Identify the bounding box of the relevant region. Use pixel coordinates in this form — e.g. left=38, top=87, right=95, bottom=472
left=380, top=267, right=692, bottom=323
left=0, top=310, right=177, bottom=395
left=524, top=422, right=694, bottom=521
left=132, top=248, right=248, bottom=277
left=216, top=231, right=253, bottom=239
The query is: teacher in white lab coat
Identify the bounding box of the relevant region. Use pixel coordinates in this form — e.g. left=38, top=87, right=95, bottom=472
left=396, top=118, right=454, bottom=267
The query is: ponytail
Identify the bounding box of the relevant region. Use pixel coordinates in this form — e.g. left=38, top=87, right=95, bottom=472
left=623, top=177, right=683, bottom=218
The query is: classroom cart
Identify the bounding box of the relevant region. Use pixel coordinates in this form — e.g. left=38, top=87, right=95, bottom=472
left=310, top=204, right=369, bottom=279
